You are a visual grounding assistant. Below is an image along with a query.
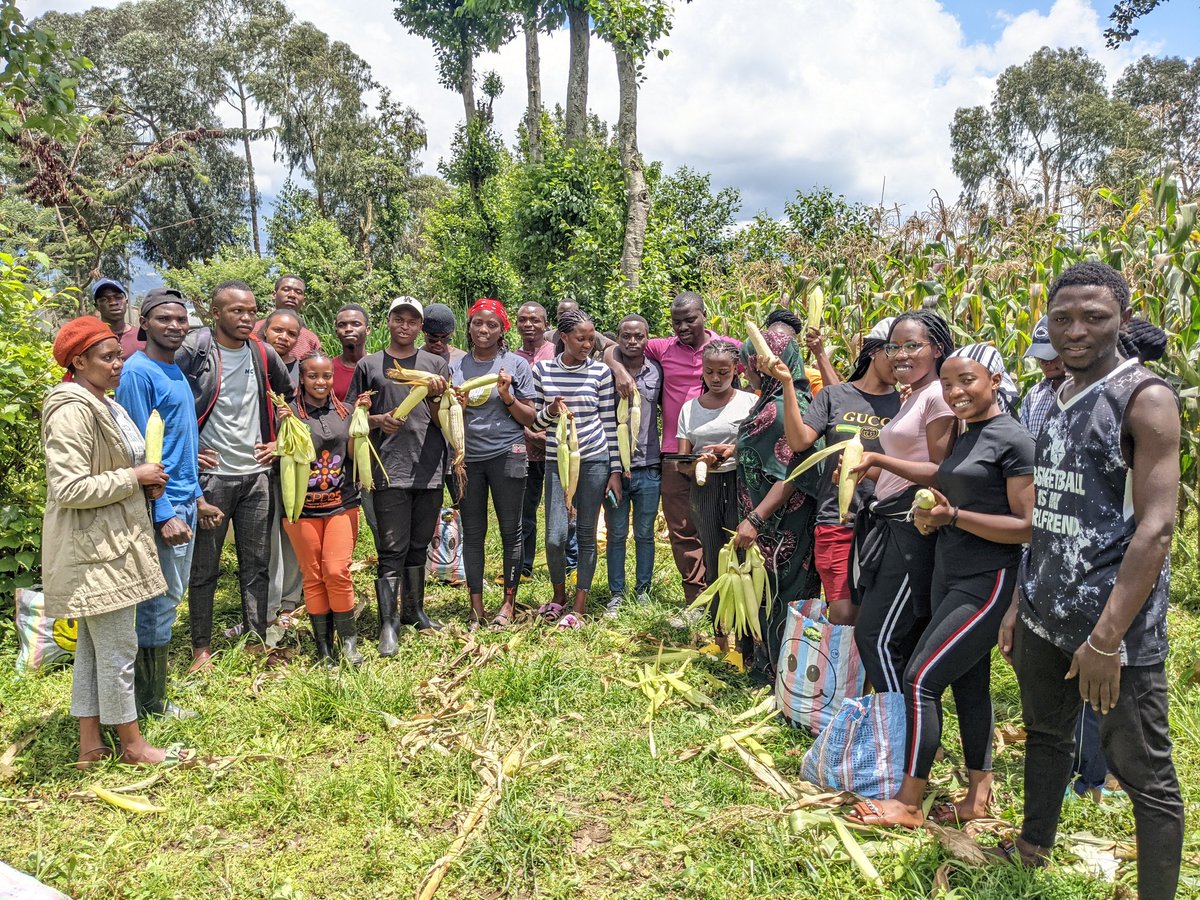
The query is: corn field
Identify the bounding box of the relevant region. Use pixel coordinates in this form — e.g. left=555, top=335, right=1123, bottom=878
left=704, top=175, right=1200, bottom=526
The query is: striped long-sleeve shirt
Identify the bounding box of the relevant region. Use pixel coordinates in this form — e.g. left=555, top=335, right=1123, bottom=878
left=533, top=355, right=620, bottom=473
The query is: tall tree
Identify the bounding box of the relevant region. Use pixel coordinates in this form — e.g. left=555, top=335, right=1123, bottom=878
left=1106, top=0, right=1168, bottom=46
left=592, top=0, right=676, bottom=292
left=563, top=0, right=590, bottom=148
left=393, top=1, right=514, bottom=126
left=950, top=46, right=1129, bottom=211
left=1115, top=54, right=1200, bottom=194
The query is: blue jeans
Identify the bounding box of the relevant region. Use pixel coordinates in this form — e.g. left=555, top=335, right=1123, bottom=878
left=604, top=466, right=660, bottom=598
left=545, top=458, right=608, bottom=592
left=523, top=460, right=577, bottom=573
left=136, top=499, right=197, bottom=649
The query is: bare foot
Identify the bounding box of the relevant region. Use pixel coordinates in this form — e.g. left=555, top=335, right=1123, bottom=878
left=120, top=740, right=166, bottom=766
left=850, top=797, right=924, bottom=828
left=74, top=746, right=112, bottom=770
left=188, top=647, right=213, bottom=674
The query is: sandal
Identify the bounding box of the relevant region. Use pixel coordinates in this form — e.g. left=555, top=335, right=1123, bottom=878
left=984, top=837, right=1049, bottom=868
left=73, top=747, right=114, bottom=771
left=162, top=742, right=198, bottom=769
left=489, top=611, right=513, bottom=632
left=929, top=792, right=994, bottom=825
left=555, top=612, right=583, bottom=630
left=536, top=602, right=564, bottom=621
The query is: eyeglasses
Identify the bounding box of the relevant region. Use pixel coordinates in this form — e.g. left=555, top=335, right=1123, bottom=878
left=883, top=341, right=930, bottom=358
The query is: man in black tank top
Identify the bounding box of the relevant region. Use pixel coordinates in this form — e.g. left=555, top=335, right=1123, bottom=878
left=995, top=262, right=1182, bottom=898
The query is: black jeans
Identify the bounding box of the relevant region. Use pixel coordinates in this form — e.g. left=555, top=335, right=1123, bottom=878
left=1015, top=620, right=1183, bottom=900
left=373, top=487, right=442, bottom=580
left=462, top=453, right=526, bottom=592
left=189, top=470, right=274, bottom=648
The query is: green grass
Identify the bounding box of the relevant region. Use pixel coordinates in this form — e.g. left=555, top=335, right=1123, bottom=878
left=3, top=514, right=1199, bottom=899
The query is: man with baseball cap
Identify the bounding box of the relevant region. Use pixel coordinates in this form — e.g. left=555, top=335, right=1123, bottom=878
left=1019, top=316, right=1067, bottom=439
left=114, top=288, right=220, bottom=717
left=92, top=278, right=145, bottom=358
left=347, top=297, right=450, bottom=653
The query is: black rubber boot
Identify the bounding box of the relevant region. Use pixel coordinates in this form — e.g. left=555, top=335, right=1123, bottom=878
left=311, top=612, right=335, bottom=667
left=332, top=610, right=363, bottom=666
left=375, top=576, right=401, bottom=657
left=133, top=647, right=161, bottom=718
left=401, top=566, right=441, bottom=632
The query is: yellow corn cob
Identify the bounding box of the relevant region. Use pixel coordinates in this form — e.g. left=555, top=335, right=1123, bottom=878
left=556, top=414, right=570, bottom=501
left=806, top=285, right=825, bottom=332
left=90, top=784, right=165, bottom=814
left=745, top=319, right=778, bottom=369
left=349, top=400, right=385, bottom=492
left=629, top=391, right=641, bottom=446
left=280, top=451, right=296, bottom=523
left=292, top=458, right=309, bottom=522
left=438, top=391, right=452, bottom=433
left=385, top=365, right=440, bottom=386
left=616, top=395, right=629, bottom=425
left=694, top=459, right=708, bottom=486
left=915, top=488, right=937, bottom=510
left=566, top=415, right=581, bottom=513
left=392, top=385, right=429, bottom=421
left=838, top=433, right=864, bottom=523
left=749, top=545, right=766, bottom=612
left=448, top=400, right=465, bottom=467
left=143, top=410, right=164, bottom=466
left=617, top=422, right=632, bottom=474
left=739, top=564, right=761, bottom=640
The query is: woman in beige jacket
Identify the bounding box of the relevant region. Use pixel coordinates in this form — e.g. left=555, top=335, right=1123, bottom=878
left=42, top=317, right=188, bottom=767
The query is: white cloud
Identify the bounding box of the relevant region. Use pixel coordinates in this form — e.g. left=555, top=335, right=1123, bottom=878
left=25, top=0, right=1168, bottom=219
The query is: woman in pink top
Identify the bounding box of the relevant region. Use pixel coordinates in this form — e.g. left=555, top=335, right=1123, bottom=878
left=847, top=311, right=957, bottom=695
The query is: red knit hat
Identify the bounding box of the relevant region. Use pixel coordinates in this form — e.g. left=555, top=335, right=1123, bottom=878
left=53, top=317, right=118, bottom=370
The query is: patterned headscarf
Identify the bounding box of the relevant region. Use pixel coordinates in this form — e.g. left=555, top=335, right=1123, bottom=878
left=468, top=297, right=510, bottom=331
left=947, top=343, right=1019, bottom=414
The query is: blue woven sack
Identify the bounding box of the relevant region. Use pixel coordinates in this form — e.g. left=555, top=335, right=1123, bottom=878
left=799, top=692, right=906, bottom=799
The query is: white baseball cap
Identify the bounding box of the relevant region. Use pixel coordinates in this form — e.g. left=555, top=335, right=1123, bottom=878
left=388, top=296, right=424, bottom=318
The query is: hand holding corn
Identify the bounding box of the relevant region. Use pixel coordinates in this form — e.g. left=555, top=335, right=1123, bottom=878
left=756, top=354, right=792, bottom=384
left=912, top=487, right=952, bottom=533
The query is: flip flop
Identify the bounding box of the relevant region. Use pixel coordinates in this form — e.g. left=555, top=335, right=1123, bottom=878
left=73, top=747, right=114, bottom=771
left=845, top=798, right=886, bottom=825
left=536, top=602, right=564, bottom=621
left=982, top=837, right=1049, bottom=868
left=489, top=611, right=513, bottom=632
left=555, top=612, right=583, bottom=630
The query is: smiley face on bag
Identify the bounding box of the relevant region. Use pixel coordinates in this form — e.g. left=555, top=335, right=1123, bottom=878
left=779, top=636, right=837, bottom=716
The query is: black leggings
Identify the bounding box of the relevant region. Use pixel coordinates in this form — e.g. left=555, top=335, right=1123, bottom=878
left=461, top=453, right=526, bottom=593
left=854, top=517, right=936, bottom=694
left=690, top=470, right=739, bottom=588
left=903, top=565, right=1014, bottom=779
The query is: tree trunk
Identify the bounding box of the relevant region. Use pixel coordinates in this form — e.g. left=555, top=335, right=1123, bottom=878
left=461, top=53, right=476, bottom=125
left=615, top=48, right=648, bottom=293
left=565, top=3, right=590, bottom=148
left=236, top=79, right=261, bottom=257
left=524, top=13, right=542, bottom=163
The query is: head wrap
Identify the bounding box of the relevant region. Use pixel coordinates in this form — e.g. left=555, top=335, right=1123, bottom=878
left=1119, top=317, right=1168, bottom=363
left=947, top=343, right=1019, bottom=414
left=468, top=297, right=510, bottom=331
left=53, top=317, right=118, bottom=375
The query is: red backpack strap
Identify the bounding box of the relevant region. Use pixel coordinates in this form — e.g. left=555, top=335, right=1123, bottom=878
left=249, top=335, right=277, bottom=442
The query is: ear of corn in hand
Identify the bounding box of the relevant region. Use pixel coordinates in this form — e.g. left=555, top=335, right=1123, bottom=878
left=271, top=393, right=315, bottom=523
left=349, top=394, right=388, bottom=492
left=806, top=285, right=825, bottom=332
left=392, top=385, right=429, bottom=421
left=617, top=422, right=632, bottom=474
left=694, top=458, right=708, bottom=486
left=556, top=413, right=571, bottom=506
left=907, top=487, right=938, bottom=522
left=629, top=390, right=641, bottom=445
left=837, top=433, right=864, bottom=522
left=566, top=415, right=581, bottom=515
left=745, top=318, right=778, bottom=370
left=385, top=365, right=441, bottom=387
left=143, top=410, right=164, bottom=466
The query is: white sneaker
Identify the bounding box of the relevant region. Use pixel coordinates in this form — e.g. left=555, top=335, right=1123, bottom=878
left=604, top=596, right=623, bottom=619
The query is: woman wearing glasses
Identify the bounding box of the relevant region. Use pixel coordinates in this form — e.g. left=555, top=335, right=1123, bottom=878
left=846, top=311, right=957, bottom=695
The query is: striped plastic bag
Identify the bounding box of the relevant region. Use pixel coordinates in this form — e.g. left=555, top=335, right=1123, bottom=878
left=775, top=601, right=865, bottom=736
left=799, top=692, right=907, bottom=799
left=14, top=587, right=76, bottom=673
left=426, top=507, right=466, bottom=584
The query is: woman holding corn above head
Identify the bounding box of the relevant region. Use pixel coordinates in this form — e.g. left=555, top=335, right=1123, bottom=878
left=532, top=308, right=623, bottom=629
left=279, top=352, right=370, bottom=667
left=734, top=328, right=825, bottom=672
left=764, top=318, right=900, bottom=626
left=845, top=311, right=957, bottom=697
left=851, top=344, right=1034, bottom=829
left=677, top=340, right=756, bottom=651
left=450, top=299, right=536, bottom=631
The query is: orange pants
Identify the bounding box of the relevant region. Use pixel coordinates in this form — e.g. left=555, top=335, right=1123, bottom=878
left=282, top=509, right=360, bottom=615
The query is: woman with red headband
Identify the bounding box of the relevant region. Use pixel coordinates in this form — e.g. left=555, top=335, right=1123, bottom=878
left=41, top=317, right=194, bottom=767
left=451, top=298, right=537, bottom=629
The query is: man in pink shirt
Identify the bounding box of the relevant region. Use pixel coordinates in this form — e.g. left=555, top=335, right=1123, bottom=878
left=606, top=291, right=740, bottom=602
left=253, top=274, right=323, bottom=361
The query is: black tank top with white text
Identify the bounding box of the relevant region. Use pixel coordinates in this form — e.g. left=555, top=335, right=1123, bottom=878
left=1018, top=358, right=1171, bottom=666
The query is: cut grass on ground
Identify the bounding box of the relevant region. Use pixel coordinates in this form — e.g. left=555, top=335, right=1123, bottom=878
left=2, top=513, right=1199, bottom=899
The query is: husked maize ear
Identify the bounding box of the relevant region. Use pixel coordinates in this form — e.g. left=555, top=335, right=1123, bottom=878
left=745, top=319, right=778, bottom=369
left=617, top=422, right=632, bottom=474
left=694, top=459, right=708, bottom=486
left=566, top=416, right=581, bottom=513
left=385, top=365, right=440, bottom=386
left=143, top=410, right=164, bottom=466
left=629, top=391, right=641, bottom=445
left=838, top=433, right=864, bottom=522
left=915, top=489, right=937, bottom=510
left=392, top=385, right=429, bottom=421
left=806, top=285, right=825, bottom=332
left=617, top=395, right=630, bottom=425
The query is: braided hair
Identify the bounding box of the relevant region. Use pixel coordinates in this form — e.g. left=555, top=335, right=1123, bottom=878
left=764, top=308, right=805, bottom=335
left=700, top=339, right=740, bottom=393
left=848, top=338, right=888, bottom=383
left=554, top=308, right=594, bottom=357
left=296, top=351, right=349, bottom=419
left=888, top=310, right=954, bottom=372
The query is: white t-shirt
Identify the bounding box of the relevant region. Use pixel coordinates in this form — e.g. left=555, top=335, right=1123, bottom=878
left=676, top=390, right=758, bottom=473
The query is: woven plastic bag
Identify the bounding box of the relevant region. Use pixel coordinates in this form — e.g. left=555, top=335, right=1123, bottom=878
left=775, top=601, right=865, bottom=736
left=426, top=507, right=466, bottom=584
left=799, top=692, right=906, bottom=799
left=14, top=587, right=76, bottom=673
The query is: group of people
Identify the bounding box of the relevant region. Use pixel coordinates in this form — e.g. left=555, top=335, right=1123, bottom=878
left=40, top=261, right=1183, bottom=897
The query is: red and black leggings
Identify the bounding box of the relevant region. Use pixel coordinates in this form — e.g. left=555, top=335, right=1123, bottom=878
left=902, top=564, right=1015, bottom=779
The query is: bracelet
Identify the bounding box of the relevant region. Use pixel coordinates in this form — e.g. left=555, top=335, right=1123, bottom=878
left=1086, top=635, right=1121, bottom=657
left=949, top=507, right=960, bottom=527
left=502, top=396, right=515, bottom=407
left=746, top=511, right=766, bottom=529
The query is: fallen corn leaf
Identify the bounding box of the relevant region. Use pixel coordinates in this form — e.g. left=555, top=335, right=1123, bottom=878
left=90, top=784, right=165, bottom=814
left=832, top=815, right=883, bottom=888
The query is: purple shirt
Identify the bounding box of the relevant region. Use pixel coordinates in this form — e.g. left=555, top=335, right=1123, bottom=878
left=645, top=330, right=741, bottom=454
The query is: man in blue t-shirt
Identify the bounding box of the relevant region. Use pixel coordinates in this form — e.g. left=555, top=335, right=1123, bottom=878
left=115, top=289, right=220, bottom=719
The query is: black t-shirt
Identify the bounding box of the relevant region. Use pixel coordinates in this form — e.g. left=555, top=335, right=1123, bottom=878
left=802, top=383, right=901, bottom=525
left=346, top=349, right=449, bottom=490
left=291, top=397, right=360, bottom=516
left=936, top=413, right=1035, bottom=576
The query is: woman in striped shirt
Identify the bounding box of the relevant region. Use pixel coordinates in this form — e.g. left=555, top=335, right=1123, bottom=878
left=532, top=309, right=623, bottom=628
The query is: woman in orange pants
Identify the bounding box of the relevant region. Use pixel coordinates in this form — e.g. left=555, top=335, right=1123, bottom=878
left=281, top=353, right=367, bottom=666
